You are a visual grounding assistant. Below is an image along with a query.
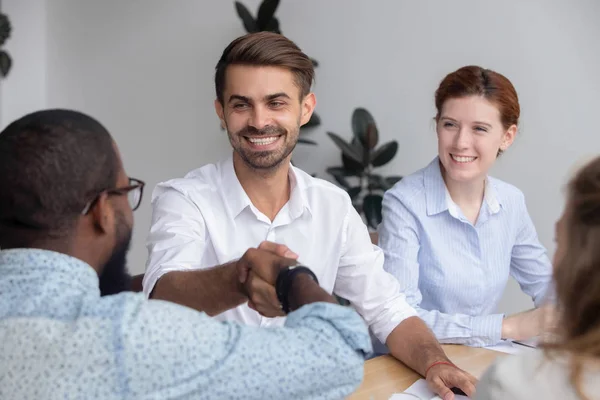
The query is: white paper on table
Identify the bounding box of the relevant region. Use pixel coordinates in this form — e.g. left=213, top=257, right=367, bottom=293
left=483, top=339, right=522, bottom=355
left=484, top=339, right=536, bottom=355
left=388, top=378, right=469, bottom=399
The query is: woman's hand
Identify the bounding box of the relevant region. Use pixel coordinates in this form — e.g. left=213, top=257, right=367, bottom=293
left=501, top=304, right=557, bottom=340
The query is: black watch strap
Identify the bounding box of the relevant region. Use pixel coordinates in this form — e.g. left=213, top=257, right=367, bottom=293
left=275, top=265, right=319, bottom=314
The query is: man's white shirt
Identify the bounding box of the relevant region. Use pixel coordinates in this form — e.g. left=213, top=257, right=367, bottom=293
left=143, top=156, right=416, bottom=343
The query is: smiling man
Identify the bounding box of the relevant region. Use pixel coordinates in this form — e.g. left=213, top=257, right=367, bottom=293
left=143, top=32, right=477, bottom=399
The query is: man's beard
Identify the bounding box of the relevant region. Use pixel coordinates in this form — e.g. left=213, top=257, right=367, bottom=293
left=99, top=212, right=132, bottom=296
left=228, top=124, right=298, bottom=171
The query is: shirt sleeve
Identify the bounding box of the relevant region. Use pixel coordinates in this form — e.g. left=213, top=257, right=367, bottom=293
left=142, top=184, right=207, bottom=297
left=121, top=298, right=371, bottom=400
left=379, top=189, right=504, bottom=347
left=509, top=194, right=554, bottom=307
left=331, top=200, right=417, bottom=345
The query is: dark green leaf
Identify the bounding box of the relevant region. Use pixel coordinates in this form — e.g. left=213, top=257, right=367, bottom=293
left=235, top=2, right=258, bottom=32
left=256, top=0, right=280, bottom=30
left=368, top=174, right=402, bottom=190
left=310, top=58, right=319, bottom=67
left=342, top=153, right=364, bottom=174
left=297, top=138, right=317, bottom=145
left=327, top=132, right=363, bottom=164
left=352, top=108, right=378, bottom=148
left=371, top=141, right=398, bottom=167
left=340, top=138, right=366, bottom=173
left=326, top=166, right=352, bottom=189
left=301, top=112, right=321, bottom=128
left=263, top=16, right=280, bottom=33
left=0, top=51, right=11, bottom=77
left=367, top=174, right=386, bottom=190
left=326, top=166, right=348, bottom=175
left=363, top=142, right=371, bottom=167
left=352, top=137, right=370, bottom=167
left=365, top=123, right=378, bottom=150
left=368, top=182, right=382, bottom=192
left=347, top=186, right=362, bottom=200
left=363, top=194, right=383, bottom=229
left=0, top=13, right=11, bottom=46
left=385, top=176, right=403, bottom=188
left=326, top=166, right=359, bottom=178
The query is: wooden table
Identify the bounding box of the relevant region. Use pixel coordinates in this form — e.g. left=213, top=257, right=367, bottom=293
left=348, top=345, right=507, bottom=400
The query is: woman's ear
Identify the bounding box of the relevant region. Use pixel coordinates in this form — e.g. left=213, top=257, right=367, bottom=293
left=500, top=124, right=517, bottom=151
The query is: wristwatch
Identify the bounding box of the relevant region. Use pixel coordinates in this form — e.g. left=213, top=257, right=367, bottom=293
left=275, top=265, right=319, bottom=314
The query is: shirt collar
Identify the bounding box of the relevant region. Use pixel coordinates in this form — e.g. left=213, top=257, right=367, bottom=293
left=483, top=179, right=501, bottom=214
left=288, top=164, right=313, bottom=220
left=0, top=248, right=100, bottom=295
left=424, top=157, right=450, bottom=216
left=425, top=156, right=502, bottom=217
left=220, top=155, right=253, bottom=219
left=219, top=154, right=312, bottom=221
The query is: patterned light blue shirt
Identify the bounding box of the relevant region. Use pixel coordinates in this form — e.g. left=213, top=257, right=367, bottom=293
left=379, top=157, right=552, bottom=347
left=0, top=248, right=371, bottom=399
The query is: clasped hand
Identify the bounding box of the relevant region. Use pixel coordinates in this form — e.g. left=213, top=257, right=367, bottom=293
left=235, top=241, right=299, bottom=317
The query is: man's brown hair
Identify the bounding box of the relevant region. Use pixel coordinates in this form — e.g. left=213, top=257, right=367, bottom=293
left=215, top=31, right=314, bottom=104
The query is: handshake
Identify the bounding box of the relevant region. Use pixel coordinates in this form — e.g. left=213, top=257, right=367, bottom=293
left=235, top=241, right=333, bottom=317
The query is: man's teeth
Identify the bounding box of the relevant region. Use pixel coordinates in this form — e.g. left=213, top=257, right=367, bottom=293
left=248, top=136, right=278, bottom=145
left=451, top=155, right=476, bottom=163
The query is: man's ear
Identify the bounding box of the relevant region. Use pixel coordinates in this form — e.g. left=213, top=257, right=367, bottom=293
left=91, top=192, right=115, bottom=236
left=215, top=99, right=226, bottom=129
left=300, top=93, right=316, bottom=127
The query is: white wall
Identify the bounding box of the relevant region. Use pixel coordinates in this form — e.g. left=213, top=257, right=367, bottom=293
left=3, top=0, right=600, bottom=314
left=0, top=0, right=47, bottom=128
left=44, top=0, right=243, bottom=276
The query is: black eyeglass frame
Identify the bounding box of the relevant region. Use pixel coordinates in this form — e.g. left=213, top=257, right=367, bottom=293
left=80, top=177, right=145, bottom=215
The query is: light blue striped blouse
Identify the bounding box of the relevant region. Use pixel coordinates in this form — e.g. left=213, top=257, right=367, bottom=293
left=379, top=157, right=553, bottom=347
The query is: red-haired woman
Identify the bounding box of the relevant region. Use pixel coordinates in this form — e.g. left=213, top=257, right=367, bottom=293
left=378, top=66, right=554, bottom=348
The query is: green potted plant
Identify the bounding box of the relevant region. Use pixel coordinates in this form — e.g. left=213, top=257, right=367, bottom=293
left=0, top=12, right=12, bottom=78
left=233, top=0, right=320, bottom=145
left=326, top=108, right=402, bottom=229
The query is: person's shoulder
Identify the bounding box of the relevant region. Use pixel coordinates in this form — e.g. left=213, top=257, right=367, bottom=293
left=384, top=164, right=428, bottom=206
left=152, top=162, right=222, bottom=200
left=293, top=166, right=354, bottom=204
left=487, top=176, right=529, bottom=215
left=479, top=350, right=572, bottom=399
left=488, top=176, right=525, bottom=201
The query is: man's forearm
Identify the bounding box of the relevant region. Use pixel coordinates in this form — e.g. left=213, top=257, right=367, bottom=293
left=287, top=274, right=337, bottom=311
left=386, top=316, right=450, bottom=376
left=150, top=262, right=247, bottom=316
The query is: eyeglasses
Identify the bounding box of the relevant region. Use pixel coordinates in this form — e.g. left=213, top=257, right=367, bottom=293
left=81, top=177, right=145, bottom=215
